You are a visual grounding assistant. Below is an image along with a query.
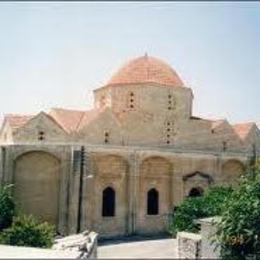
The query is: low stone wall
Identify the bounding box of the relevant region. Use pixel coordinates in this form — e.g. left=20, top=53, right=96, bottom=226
left=197, top=217, right=220, bottom=258
left=177, top=217, right=221, bottom=259
left=177, top=231, right=202, bottom=259
left=53, top=230, right=98, bottom=259
left=0, top=230, right=98, bottom=259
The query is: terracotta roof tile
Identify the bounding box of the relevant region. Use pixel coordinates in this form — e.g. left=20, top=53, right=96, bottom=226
left=233, top=122, right=255, bottom=140
left=4, top=114, right=34, bottom=129
left=107, top=54, right=184, bottom=87
left=50, top=107, right=106, bottom=133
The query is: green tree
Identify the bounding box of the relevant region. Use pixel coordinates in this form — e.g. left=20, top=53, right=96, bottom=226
left=216, top=168, right=260, bottom=259
left=0, top=184, right=15, bottom=230
left=0, top=215, right=55, bottom=248
left=169, top=186, right=232, bottom=237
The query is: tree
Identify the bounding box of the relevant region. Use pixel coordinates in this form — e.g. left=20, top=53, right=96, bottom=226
left=216, top=167, right=260, bottom=259
left=169, top=186, right=232, bottom=236
left=0, top=215, right=55, bottom=248
left=0, top=184, right=15, bottom=230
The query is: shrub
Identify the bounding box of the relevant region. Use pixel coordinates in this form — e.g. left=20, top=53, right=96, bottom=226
left=169, top=186, right=232, bottom=236
left=0, top=215, right=55, bottom=248
left=0, top=184, right=15, bottom=230
left=216, top=171, right=260, bottom=259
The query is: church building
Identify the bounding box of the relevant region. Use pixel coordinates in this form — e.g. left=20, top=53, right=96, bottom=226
left=0, top=55, right=259, bottom=237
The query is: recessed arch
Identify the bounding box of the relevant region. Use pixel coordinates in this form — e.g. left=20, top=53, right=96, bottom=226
left=14, top=151, right=60, bottom=225
left=222, top=159, right=245, bottom=185
left=140, top=156, right=172, bottom=177
left=94, top=154, right=129, bottom=177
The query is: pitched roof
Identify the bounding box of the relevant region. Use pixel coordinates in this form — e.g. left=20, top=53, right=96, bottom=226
left=49, top=108, right=85, bottom=133
left=211, top=119, right=226, bottom=129
left=49, top=107, right=106, bottom=133
left=232, top=122, right=255, bottom=140
left=4, top=114, right=34, bottom=129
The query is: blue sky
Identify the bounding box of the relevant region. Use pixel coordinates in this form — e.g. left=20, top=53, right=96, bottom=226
left=0, top=2, right=259, bottom=125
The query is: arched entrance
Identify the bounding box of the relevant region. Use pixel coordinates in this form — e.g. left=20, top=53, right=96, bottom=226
left=188, top=187, right=204, bottom=197
left=14, top=151, right=60, bottom=225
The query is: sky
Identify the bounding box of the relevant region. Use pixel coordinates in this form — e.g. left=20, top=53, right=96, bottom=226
left=0, top=2, right=259, bottom=125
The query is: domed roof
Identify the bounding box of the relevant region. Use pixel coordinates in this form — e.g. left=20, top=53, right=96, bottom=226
left=107, top=54, right=184, bottom=87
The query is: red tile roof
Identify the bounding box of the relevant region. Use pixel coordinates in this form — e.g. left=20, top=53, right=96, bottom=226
left=107, top=54, right=184, bottom=87
left=233, top=122, right=255, bottom=140
left=49, top=108, right=85, bottom=133
left=4, top=114, right=34, bottom=129
left=49, top=107, right=106, bottom=133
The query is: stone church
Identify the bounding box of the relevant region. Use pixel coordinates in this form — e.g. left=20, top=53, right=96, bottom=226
left=0, top=55, right=259, bottom=237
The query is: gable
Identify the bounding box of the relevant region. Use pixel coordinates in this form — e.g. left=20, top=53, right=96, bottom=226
left=13, top=112, right=69, bottom=143
left=77, top=108, right=123, bottom=144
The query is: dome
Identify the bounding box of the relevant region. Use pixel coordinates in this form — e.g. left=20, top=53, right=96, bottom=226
left=107, top=54, right=184, bottom=87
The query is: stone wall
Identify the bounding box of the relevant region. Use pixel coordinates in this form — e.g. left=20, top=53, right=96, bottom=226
left=53, top=230, right=98, bottom=259
left=0, top=143, right=249, bottom=237
left=177, top=217, right=221, bottom=259
left=177, top=232, right=201, bottom=259
left=197, top=217, right=220, bottom=258
left=0, top=231, right=98, bottom=259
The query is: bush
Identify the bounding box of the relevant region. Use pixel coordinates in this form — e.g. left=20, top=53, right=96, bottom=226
left=0, top=215, right=55, bottom=248
left=169, top=186, right=232, bottom=236
left=0, top=184, right=15, bottom=230
left=216, top=171, right=260, bottom=259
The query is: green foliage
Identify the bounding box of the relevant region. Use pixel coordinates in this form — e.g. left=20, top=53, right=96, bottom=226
left=216, top=170, right=260, bottom=259
left=169, top=186, right=232, bottom=237
left=0, top=184, right=15, bottom=230
left=0, top=215, right=55, bottom=248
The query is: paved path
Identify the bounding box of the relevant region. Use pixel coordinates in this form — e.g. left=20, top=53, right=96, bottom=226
left=98, top=238, right=178, bottom=258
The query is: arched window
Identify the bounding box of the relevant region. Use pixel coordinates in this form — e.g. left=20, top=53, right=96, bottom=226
left=147, top=188, right=159, bottom=215
left=188, top=187, right=204, bottom=197
left=102, top=187, right=115, bottom=217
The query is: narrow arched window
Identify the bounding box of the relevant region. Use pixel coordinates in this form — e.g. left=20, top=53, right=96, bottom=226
left=188, top=187, right=204, bottom=197
left=147, top=188, right=159, bottom=215
left=102, top=187, right=115, bottom=217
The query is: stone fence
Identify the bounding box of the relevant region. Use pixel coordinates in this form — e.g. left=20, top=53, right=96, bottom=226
left=177, top=217, right=220, bottom=259
left=0, top=230, right=98, bottom=259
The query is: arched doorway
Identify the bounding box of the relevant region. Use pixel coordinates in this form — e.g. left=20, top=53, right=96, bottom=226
left=147, top=188, right=159, bottom=215
left=102, top=187, right=115, bottom=217
left=14, top=151, right=60, bottom=225
left=188, top=187, right=204, bottom=197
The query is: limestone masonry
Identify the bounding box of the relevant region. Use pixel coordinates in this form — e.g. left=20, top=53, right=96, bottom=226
left=0, top=54, right=259, bottom=237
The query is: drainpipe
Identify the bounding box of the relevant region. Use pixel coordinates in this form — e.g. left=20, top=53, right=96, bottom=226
left=77, top=146, right=85, bottom=233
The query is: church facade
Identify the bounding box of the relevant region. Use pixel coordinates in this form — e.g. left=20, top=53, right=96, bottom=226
left=0, top=55, right=259, bottom=237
